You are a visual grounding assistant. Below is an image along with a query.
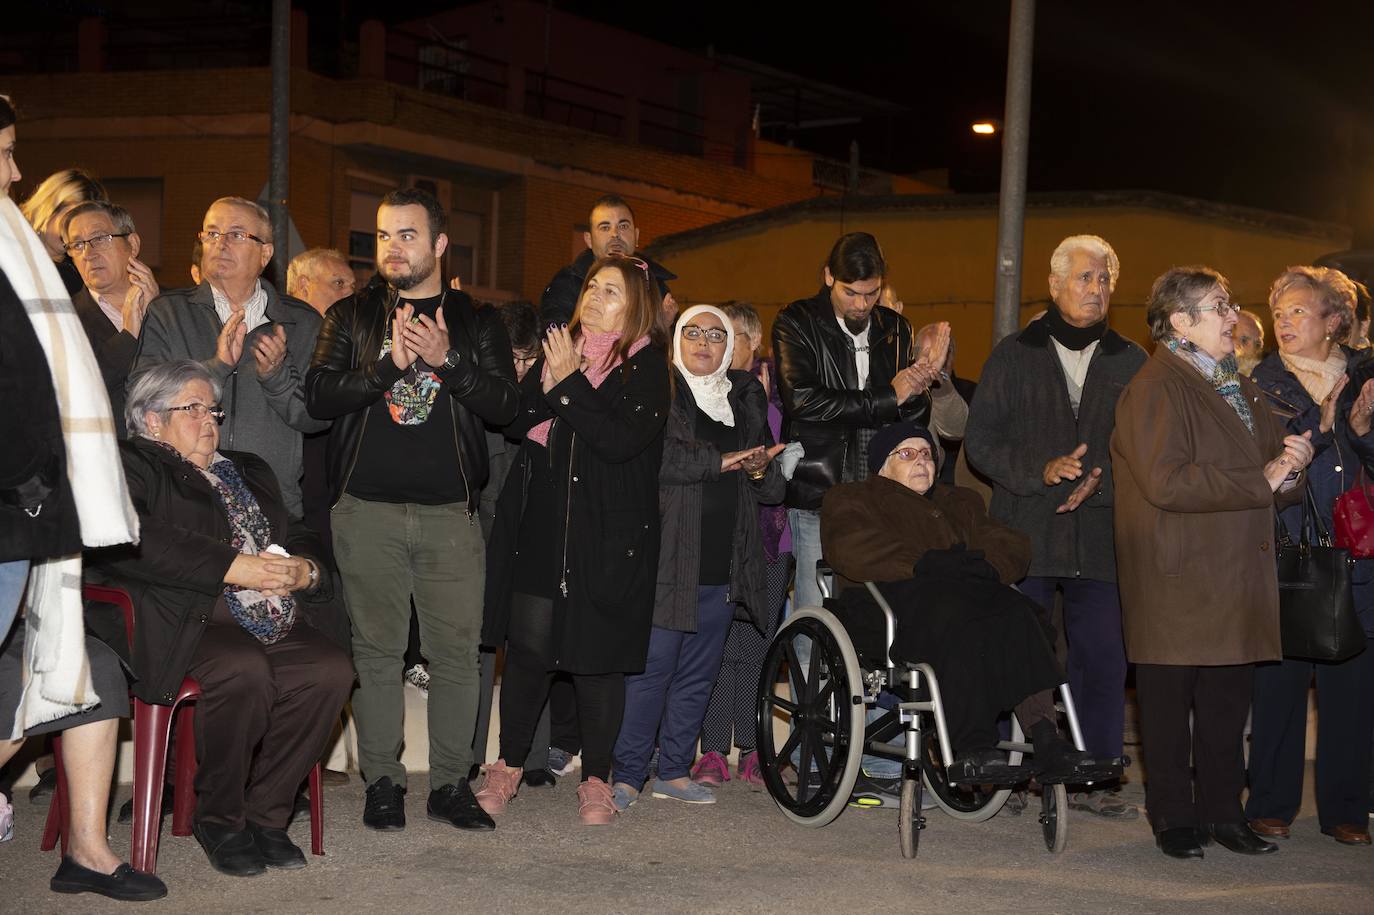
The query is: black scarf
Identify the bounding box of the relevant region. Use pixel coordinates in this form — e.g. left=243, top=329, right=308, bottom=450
left=1043, top=304, right=1107, bottom=351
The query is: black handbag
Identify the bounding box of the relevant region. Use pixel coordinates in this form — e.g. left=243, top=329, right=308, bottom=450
left=1275, top=485, right=1366, bottom=662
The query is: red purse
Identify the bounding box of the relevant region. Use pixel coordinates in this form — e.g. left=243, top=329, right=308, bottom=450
left=1333, top=467, right=1374, bottom=558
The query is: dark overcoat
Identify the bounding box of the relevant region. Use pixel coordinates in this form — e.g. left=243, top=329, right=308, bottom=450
left=484, top=345, right=671, bottom=674
left=654, top=369, right=785, bottom=632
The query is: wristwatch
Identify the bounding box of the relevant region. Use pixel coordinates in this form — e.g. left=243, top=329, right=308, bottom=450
left=441, top=348, right=461, bottom=371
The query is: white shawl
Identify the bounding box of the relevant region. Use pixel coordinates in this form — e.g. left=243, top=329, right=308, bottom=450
left=0, top=197, right=138, bottom=738
left=673, top=305, right=736, bottom=427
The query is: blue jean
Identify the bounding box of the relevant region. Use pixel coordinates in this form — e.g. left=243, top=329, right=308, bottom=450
left=1017, top=576, right=1126, bottom=758
left=613, top=586, right=733, bottom=787
left=0, top=560, right=28, bottom=643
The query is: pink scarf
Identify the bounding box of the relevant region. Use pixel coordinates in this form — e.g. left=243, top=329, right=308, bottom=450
left=527, top=332, right=650, bottom=446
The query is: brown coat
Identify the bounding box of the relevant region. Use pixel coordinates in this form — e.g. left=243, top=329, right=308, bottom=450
left=1110, top=346, right=1300, bottom=666
left=821, top=475, right=1031, bottom=586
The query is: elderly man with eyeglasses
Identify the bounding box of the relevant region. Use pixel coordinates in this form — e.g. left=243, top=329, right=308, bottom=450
left=60, top=201, right=160, bottom=438
left=131, top=196, right=329, bottom=520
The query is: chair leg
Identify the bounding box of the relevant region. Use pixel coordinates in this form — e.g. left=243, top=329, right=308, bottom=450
left=171, top=704, right=198, bottom=837
left=39, top=735, right=68, bottom=854
left=131, top=700, right=175, bottom=875
left=309, top=763, right=324, bottom=856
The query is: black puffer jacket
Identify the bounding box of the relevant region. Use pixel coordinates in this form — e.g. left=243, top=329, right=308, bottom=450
left=654, top=370, right=785, bottom=632
left=305, top=284, right=519, bottom=513
left=771, top=287, right=929, bottom=510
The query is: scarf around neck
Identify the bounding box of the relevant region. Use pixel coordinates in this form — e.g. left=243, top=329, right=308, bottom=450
left=1166, top=337, right=1254, bottom=434
left=527, top=331, right=650, bottom=446
left=1279, top=347, right=1347, bottom=406
left=1043, top=304, right=1108, bottom=351
left=673, top=304, right=736, bottom=427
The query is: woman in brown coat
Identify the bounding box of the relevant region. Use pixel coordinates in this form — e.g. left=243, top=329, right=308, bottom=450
left=1112, top=266, right=1314, bottom=860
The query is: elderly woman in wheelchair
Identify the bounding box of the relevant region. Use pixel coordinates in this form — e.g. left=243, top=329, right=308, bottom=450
left=820, top=421, right=1118, bottom=785
left=753, top=421, right=1121, bottom=855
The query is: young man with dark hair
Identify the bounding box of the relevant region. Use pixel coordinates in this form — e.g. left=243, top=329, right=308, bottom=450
left=306, top=188, right=518, bottom=833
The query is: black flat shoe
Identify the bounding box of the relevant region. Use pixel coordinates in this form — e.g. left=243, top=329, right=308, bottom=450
left=522, top=768, right=558, bottom=788
left=50, top=857, right=168, bottom=901
left=428, top=781, right=496, bottom=830
left=247, top=821, right=306, bottom=869
left=192, top=820, right=267, bottom=877
left=1208, top=822, right=1278, bottom=855
left=949, top=748, right=1033, bottom=786
left=1156, top=827, right=1204, bottom=859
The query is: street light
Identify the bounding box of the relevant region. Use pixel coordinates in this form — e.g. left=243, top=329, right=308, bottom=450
left=971, top=120, right=1000, bottom=136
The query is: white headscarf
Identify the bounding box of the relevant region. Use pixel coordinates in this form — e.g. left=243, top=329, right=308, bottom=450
left=673, top=304, right=736, bottom=427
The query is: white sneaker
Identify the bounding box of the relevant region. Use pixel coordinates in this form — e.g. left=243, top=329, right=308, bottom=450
left=404, top=664, right=430, bottom=698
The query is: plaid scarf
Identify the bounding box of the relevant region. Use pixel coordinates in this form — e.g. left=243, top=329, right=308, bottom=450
left=1167, top=337, right=1254, bottom=434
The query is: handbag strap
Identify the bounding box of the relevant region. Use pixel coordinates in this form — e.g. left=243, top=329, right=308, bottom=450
left=1304, top=480, right=1333, bottom=547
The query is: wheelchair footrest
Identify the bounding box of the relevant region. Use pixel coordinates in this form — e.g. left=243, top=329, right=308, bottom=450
left=947, top=759, right=1035, bottom=787
left=1036, top=755, right=1125, bottom=786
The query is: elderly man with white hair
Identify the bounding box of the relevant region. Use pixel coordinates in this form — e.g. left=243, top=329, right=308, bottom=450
left=965, top=234, right=1146, bottom=818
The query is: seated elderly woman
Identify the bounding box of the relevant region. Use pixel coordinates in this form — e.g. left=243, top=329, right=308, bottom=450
left=820, top=421, right=1118, bottom=785
left=103, top=360, right=353, bottom=877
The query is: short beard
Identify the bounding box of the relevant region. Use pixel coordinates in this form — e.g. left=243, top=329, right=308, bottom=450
left=843, top=314, right=871, bottom=335
left=382, top=252, right=437, bottom=292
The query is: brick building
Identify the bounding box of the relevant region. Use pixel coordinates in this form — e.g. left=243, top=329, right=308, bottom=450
left=1, top=3, right=932, bottom=301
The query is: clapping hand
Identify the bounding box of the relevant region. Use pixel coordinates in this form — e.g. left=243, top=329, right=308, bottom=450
left=391, top=303, right=415, bottom=370
left=122, top=256, right=159, bottom=337
left=215, top=310, right=248, bottom=367
left=252, top=324, right=288, bottom=378
left=1263, top=430, right=1315, bottom=492
left=1319, top=374, right=1351, bottom=433
left=1044, top=443, right=1089, bottom=485
left=1056, top=467, right=1103, bottom=513
left=402, top=306, right=451, bottom=368
left=918, top=322, right=951, bottom=373
left=1350, top=379, right=1374, bottom=437
left=542, top=324, right=585, bottom=392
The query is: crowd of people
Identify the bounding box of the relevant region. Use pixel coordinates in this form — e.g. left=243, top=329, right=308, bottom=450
left=2, top=89, right=1373, bottom=903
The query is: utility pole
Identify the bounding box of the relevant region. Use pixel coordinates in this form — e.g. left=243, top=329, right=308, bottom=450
left=268, top=0, right=290, bottom=285
left=991, top=0, right=1035, bottom=343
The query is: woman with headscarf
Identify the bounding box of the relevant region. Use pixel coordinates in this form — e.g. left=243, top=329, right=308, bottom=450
left=610, top=305, right=785, bottom=809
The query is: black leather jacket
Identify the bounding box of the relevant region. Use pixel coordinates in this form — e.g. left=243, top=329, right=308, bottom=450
left=772, top=287, right=929, bottom=510
left=305, top=284, right=519, bottom=512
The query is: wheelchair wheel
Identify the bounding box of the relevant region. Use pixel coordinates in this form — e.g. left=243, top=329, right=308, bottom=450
left=755, top=607, right=865, bottom=827
left=1040, top=782, right=1068, bottom=853
left=898, top=773, right=924, bottom=859
left=919, top=716, right=1016, bottom=823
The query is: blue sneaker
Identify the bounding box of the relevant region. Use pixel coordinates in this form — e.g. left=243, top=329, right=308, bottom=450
left=650, top=778, right=716, bottom=805
left=546, top=747, right=577, bottom=777
left=612, top=783, right=639, bottom=811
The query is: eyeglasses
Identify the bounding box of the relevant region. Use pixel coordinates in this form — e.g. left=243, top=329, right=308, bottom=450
left=512, top=352, right=540, bottom=367
left=63, top=232, right=130, bottom=255
left=1197, top=301, right=1239, bottom=318
left=165, top=402, right=226, bottom=424
left=198, top=230, right=268, bottom=247
left=889, top=447, right=932, bottom=463
left=682, top=325, right=728, bottom=344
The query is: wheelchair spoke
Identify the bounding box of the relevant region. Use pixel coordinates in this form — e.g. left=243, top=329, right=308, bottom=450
left=769, top=695, right=799, bottom=715
left=783, top=638, right=808, bottom=700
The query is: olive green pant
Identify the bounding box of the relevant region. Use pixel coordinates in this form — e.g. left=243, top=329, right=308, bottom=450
left=332, top=494, right=484, bottom=788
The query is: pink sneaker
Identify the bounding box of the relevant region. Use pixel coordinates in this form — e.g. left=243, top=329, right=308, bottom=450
left=691, top=751, right=731, bottom=786
left=737, top=750, right=765, bottom=787
left=577, top=777, right=618, bottom=825
left=474, top=760, right=523, bottom=815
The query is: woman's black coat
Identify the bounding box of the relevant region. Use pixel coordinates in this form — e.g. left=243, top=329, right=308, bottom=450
left=654, top=369, right=785, bottom=631
left=96, top=437, right=324, bottom=704
left=484, top=345, right=671, bottom=674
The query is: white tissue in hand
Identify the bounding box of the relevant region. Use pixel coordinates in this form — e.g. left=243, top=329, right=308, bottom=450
left=263, top=544, right=290, bottom=557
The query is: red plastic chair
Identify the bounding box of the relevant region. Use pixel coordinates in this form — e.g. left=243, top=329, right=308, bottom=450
left=42, top=584, right=324, bottom=873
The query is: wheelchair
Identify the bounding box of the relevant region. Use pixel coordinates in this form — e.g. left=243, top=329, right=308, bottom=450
left=754, top=566, right=1116, bottom=858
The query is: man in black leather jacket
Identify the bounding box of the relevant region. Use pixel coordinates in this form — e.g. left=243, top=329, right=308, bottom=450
left=305, top=188, right=517, bottom=834
left=773, top=232, right=960, bottom=616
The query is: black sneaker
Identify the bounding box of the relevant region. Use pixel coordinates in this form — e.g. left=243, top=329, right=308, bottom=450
left=28, top=768, right=57, bottom=803
left=117, top=784, right=175, bottom=825
left=427, top=781, right=495, bottom=831
left=849, top=772, right=902, bottom=809
left=522, top=768, right=557, bottom=788
left=363, top=776, right=406, bottom=831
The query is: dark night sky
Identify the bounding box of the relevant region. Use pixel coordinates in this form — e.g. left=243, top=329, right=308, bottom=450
left=13, top=1, right=1374, bottom=227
